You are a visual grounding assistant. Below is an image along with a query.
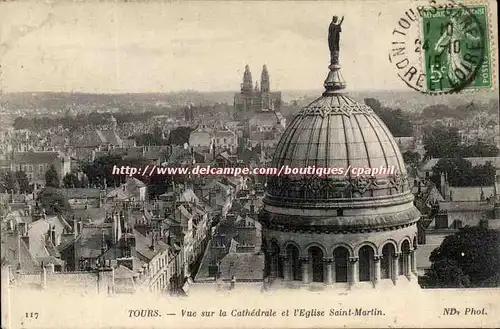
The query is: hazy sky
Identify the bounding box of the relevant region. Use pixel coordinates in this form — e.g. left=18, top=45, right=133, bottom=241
left=0, top=0, right=498, bottom=93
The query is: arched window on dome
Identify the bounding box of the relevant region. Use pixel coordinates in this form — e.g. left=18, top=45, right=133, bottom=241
left=400, top=240, right=411, bottom=278
left=269, top=241, right=282, bottom=279
left=333, top=247, right=349, bottom=283
left=286, top=245, right=301, bottom=281
left=381, top=243, right=395, bottom=280
left=359, top=245, right=375, bottom=282
left=308, top=246, right=324, bottom=283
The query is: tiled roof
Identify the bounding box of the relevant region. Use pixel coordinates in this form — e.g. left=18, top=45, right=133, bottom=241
left=0, top=159, right=11, bottom=167
left=416, top=244, right=439, bottom=270
left=0, top=231, right=38, bottom=271
left=27, top=216, right=71, bottom=259
left=12, top=151, right=63, bottom=164
left=106, top=188, right=132, bottom=200
left=134, top=229, right=168, bottom=261
left=57, top=235, right=77, bottom=252
left=99, top=130, right=123, bottom=146
left=37, top=256, right=65, bottom=266
left=114, top=264, right=135, bottom=279
left=214, top=130, right=236, bottom=138
left=61, top=188, right=102, bottom=199
left=72, top=206, right=109, bottom=223
left=439, top=201, right=494, bottom=211
left=449, top=186, right=495, bottom=202
left=421, top=157, right=500, bottom=172
left=229, top=238, right=239, bottom=253
left=219, top=253, right=264, bottom=281
left=178, top=189, right=199, bottom=203
left=189, top=131, right=211, bottom=146
left=126, top=177, right=146, bottom=189
left=77, top=224, right=112, bottom=259
left=249, top=112, right=281, bottom=125
left=45, top=239, right=61, bottom=258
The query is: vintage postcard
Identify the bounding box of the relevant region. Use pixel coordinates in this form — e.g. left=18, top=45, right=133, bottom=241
left=1, top=0, right=499, bottom=328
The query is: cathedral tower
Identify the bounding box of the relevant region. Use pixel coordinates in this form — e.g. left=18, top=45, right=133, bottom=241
left=261, top=65, right=270, bottom=93
left=241, top=65, right=253, bottom=93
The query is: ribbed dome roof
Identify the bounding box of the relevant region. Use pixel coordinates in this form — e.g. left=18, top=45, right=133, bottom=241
left=264, top=92, right=411, bottom=208
left=272, top=93, right=406, bottom=173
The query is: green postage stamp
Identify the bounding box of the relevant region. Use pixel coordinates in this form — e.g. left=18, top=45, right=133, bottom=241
left=421, top=4, right=492, bottom=93
left=389, top=0, right=494, bottom=94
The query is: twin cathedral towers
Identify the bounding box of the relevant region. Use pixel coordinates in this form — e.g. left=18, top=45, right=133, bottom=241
left=233, top=64, right=282, bottom=121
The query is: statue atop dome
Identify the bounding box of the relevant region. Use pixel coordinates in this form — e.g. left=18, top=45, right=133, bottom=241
left=324, top=16, right=346, bottom=93
left=328, top=15, right=344, bottom=65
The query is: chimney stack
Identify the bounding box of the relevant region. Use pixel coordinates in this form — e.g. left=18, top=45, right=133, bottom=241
left=440, top=172, right=446, bottom=197
left=73, top=219, right=78, bottom=237
left=21, top=235, right=30, bottom=251
left=51, top=226, right=57, bottom=246
left=150, top=231, right=156, bottom=251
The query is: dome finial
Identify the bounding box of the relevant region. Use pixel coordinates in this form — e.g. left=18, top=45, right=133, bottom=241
left=324, top=15, right=346, bottom=94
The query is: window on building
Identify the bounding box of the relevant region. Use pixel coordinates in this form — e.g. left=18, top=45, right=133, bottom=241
left=435, top=216, right=448, bottom=229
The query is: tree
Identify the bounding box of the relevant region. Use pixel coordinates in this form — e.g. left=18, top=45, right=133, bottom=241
left=431, top=158, right=495, bottom=187
left=16, top=171, right=30, bottom=193
left=63, top=172, right=82, bottom=188
left=364, top=98, right=413, bottom=137
left=36, top=187, right=72, bottom=216
left=469, top=162, right=495, bottom=186
left=45, top=165, right=60, bottom=188
left=83, top=154, right=123, bottom=188
left=459, top=142, right=499, bottom=157
left=423, top=126, right=461, bottom=158
left=402, top=151, right=421, bottom=166
left=421, top=227, right=500, bottom=288
left=364, top=98, right=382, bottom=112
left=432, top=158, right=473, bottom=187
left=1, top=171, right=18, bottom=193
left=168, top=126, right=195, bottom=145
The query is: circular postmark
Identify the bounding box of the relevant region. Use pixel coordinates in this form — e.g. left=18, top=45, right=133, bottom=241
left=388, top=0, right=490, bottom=94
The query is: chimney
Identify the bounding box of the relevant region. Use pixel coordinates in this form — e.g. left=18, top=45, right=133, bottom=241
left=73, top=219, right=78, bottom=237
left=21, top=235, right=30, bottom=250
left=78, top=221, right=83, bottom=235
left=112, top=213, right=118, bottom=244
left=440, top=172, right=446, bottom=196
left=17, top=222, right=28, bottom=236
left=209, top=190, right=216, bottom=208
left=150, top=231, right=156, bottom=251
left=47, top=225, right=52, bottom=244
left=101, top=229, right=107, bottom=255
left=51, top=227, right=57, bottom=246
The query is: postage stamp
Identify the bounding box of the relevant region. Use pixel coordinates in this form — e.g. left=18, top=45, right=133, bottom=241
left=0, top=0, right=499, bottom=328
left=422, top=4, right=491, bottom=92
left=389, top=0, right=495, bottom=94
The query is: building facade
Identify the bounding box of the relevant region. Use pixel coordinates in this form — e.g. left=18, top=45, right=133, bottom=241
left=233, top=65, right=281, bottom=121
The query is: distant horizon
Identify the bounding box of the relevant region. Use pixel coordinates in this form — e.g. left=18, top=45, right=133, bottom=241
left=4, top=1, right=497, bottom=93
left=3, top=88, right=420, bottom=95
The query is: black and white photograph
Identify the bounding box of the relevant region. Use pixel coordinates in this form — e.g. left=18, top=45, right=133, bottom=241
left=0, top=0, right=499, bottom=328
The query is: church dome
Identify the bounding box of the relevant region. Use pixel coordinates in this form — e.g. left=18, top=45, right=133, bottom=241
left=261, top=88, right=417, bottom=230
left=272, top=94, right=406, bottom=173
left=260, top=17, right=420, bottom=290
